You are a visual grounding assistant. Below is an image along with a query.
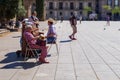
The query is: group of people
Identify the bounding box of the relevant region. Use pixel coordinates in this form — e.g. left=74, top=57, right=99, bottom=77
left=22, top=11, right=79, bottom=63
left=22, top=11, right=57, bottom=63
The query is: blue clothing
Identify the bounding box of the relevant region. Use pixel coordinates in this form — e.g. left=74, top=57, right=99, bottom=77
left=47, top=37, right=56, bottom=43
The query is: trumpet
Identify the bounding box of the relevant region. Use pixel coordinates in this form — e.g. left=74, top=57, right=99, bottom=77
left=39, top=35, right=46, bottom=40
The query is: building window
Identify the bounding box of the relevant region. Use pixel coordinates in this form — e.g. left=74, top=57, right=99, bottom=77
left=80, top=11, right=82, bottom=15
left=79, top=3, right=83, bottom=9
left=49, top=2, right=53, bottom=9
left=107, top=0, right=112, bottom=6
left=114, top=0, right=119, bottom=6
left=50, top=11, right=53, bottom=15
left=60, top=12, right=62, bottom=16
left=70, top=2, right=74, bottom=10
left=70, top=12, right=73, bottom=15
left=59, top=2, right=63, bottom=9
left=88, top=2, right=92, bottom=8
left=65, top=3, right=68, bottom=9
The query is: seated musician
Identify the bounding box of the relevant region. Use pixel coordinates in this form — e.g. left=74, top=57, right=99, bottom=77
left=28, top=11, right=39, bottom=28
left=23, top=25, right=49, bottom=63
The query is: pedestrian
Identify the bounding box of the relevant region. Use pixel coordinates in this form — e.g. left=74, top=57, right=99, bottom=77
left=69, top=14, right=77, bottom=40
left=60, top=16, right=63, bottom=23
left=79, top=15, right=82, bottom=24
left=106, top=15, right=110, bottom=26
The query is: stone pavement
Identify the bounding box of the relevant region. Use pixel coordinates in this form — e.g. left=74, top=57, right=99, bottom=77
left=0, top=21, right=120, bottom=80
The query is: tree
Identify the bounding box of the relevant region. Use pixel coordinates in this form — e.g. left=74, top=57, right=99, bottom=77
left=36, top=0, right=44, bottom=20
left=103, top=5, right=120, bottom=20
left=17, top=0, right=26, bottom=19
left=111, top=6, right=120, bottom=20
left=0, top=0, right=19, bottom=20
left=102, top=5, right=112, bottom=12
left=111, top=6, right=120, bottom=14
left=83, top=6, right=92, bottom=19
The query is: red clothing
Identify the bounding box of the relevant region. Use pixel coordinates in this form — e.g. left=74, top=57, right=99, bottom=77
left=23, top=31, right=47, bottom=61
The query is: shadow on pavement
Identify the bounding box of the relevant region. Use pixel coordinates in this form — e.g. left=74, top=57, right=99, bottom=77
left=60, top=40, right=72, bottom=43
left=1, top=62, right=39, bottom=69
left=0, top=52, right=23, bottom=63
left=0, top=52, right=41, bottom=69
left=12, top=36, right=21, bottom=38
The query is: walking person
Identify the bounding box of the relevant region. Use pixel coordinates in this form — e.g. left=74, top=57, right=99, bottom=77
left=79, top=15, right=82, bottom=24
left=69, top=15, right=77, bottom=40
left=106, top=15, right=110, bottom=26
left=60, top=16, right=63, bottom=23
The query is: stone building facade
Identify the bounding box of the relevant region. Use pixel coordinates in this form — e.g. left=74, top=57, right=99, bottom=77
left=23, top=0, right=120, bottom=20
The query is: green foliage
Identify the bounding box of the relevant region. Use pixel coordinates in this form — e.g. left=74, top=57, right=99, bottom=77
left=102, top=5, right=112, bottom=11
left=36, top=0, right=44, bottom=20
left=0, top=0, right=19, bottom=20
left=111, top=6, right=120, bottom=14
left=17, top=0, right=26, bottom=18
left=83, top=6, right=92, bottom=12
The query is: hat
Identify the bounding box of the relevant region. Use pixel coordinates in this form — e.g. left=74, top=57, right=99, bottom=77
left=25, top=22, right=34, bottom=25
left=22, top=18, right=28, bottom=23
left=46, top=18, right=57, bottom=24
left=25, top=25, right=32, bottom=29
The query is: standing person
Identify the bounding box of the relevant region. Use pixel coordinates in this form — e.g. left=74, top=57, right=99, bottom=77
left=28, top=11, right=39, bottom=28
left=69, top=15, right=77, bottom=40
left=46, top=18, right=57, bottom=43
left=106, top=15, right=110, bottom=26
left=79, top=15, right=82, bottom=24
left=60, top=16, right=63, bottom=23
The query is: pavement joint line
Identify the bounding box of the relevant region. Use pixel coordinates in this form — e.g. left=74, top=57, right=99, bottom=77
left=83, top=28, right=120, bottom=63
left=80, top=31, right=120, bottom=79
left=65, top=21, right=77, bottom=80
left=78, top=33, right=100, bottom=80
left=78, top=31, right=100, bottom=80
left=70, top=42, right=77, bottom=80
left=32, top=64, right=40, bottom=80
left=53, top=22, right=63, bottom=80
left=85, top=30, right=120, bottom=78
left=86, top=31, right=120, bottom=64
left=89, top=29, right=120, bottom=53
left=9, top=62, right=21, bottom=80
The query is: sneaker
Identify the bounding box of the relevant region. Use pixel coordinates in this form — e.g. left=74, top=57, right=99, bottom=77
left=69, top=36, right=73, bottom=40
left=72, top=38, right=77, bottom=40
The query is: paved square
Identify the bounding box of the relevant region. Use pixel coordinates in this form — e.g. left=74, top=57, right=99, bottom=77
left=0, top=21, right=120, bottom=80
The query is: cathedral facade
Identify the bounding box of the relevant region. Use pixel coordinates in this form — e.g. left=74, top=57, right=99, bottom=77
left=24, top=0, right=120, bottom=20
